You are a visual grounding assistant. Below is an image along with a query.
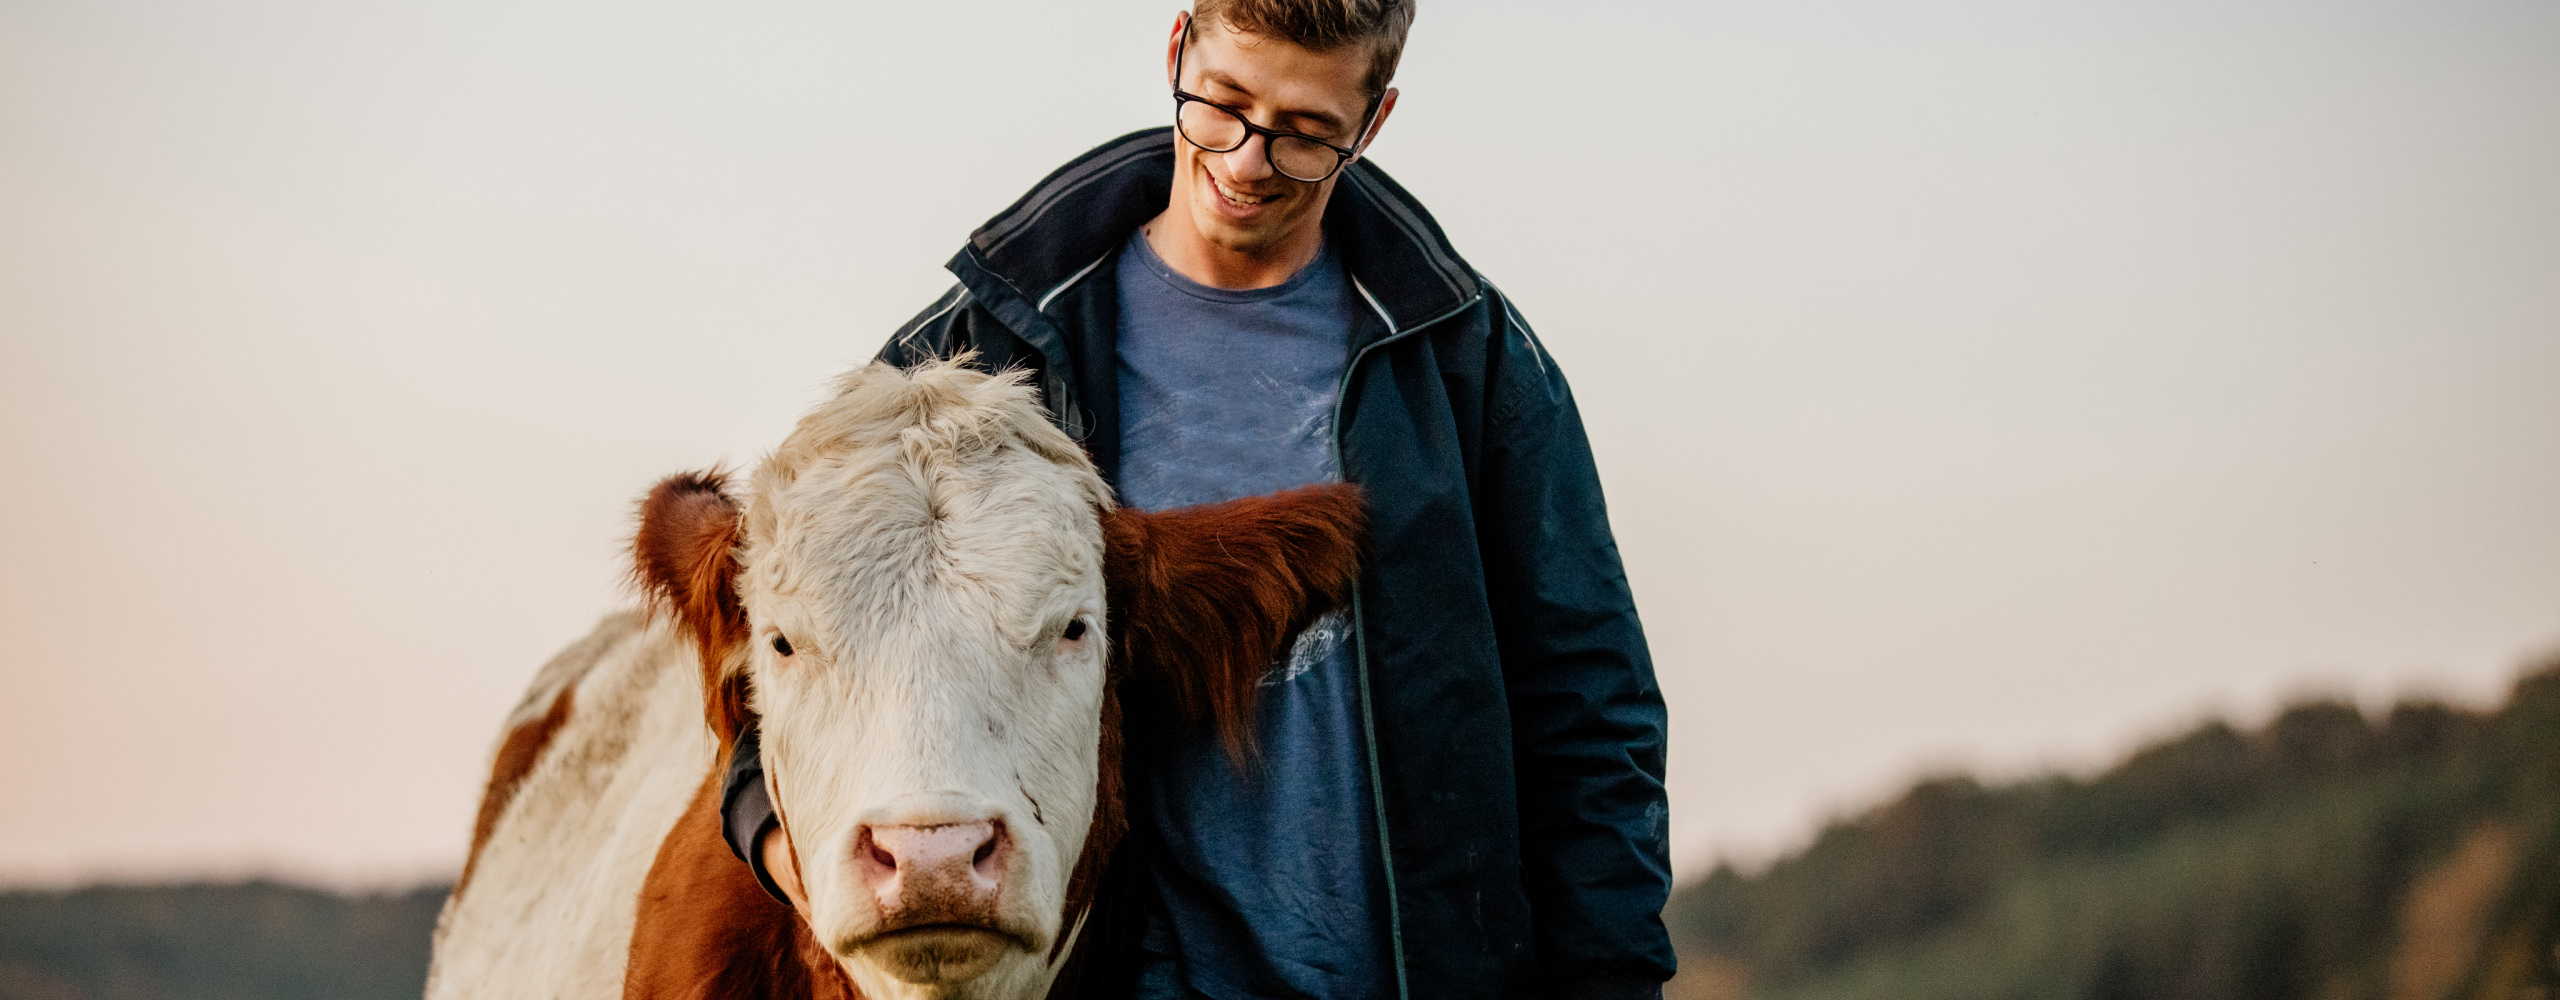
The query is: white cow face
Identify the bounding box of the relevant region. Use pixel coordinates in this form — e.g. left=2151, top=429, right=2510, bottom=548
left=632, top=359, right=1368, bottom=1000
left=747, top=432, right=1104, bottom=994
left=739, top=363, right=1110, bottom=999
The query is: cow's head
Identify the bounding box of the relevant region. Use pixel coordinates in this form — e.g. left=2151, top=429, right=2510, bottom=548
left=631, top=359, right=1362, bottom=1000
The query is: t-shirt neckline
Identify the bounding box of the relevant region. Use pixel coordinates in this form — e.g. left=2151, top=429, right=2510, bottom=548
left=1124, top=228, right=1337, bottom=306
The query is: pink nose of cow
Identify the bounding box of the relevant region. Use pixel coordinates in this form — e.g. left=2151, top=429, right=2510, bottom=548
left=856, top=821, right=1006, bottom=926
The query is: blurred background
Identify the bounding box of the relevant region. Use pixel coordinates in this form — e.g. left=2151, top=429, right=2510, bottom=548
left=2, top=0, right=2555, bottom=997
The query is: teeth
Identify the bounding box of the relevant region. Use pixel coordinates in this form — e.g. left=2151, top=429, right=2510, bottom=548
left=1213, top=177, right=1269, bottom=206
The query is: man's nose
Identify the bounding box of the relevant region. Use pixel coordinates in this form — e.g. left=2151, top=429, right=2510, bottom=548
left=1222, top=133, right=1275, bottom=183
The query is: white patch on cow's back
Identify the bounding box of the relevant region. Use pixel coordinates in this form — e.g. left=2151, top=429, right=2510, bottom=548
left=426, top=612, right=713, bottom=1000
left=499, top=609, right=627, bottom=732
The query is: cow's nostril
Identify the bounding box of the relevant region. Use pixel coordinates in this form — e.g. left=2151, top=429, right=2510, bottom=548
left=868, top=837, right=898, bottom=871
left=969, top=824, right=1006, bottom=881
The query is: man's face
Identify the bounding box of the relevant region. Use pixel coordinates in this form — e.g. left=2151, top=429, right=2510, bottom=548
left=1166, top=16, right=1386, bottom=257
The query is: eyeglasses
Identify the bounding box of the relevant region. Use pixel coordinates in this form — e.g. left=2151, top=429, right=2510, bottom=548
left=1172, top=17, right=1376, bottom=184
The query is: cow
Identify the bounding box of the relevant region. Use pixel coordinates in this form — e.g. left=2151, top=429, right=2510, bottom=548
left=426, top=358, right=1365, bottom=999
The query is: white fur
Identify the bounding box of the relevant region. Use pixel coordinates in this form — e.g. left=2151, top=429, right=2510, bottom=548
left=425, top=611, right=716, bottom=999
left=430, top=360, right=1114, bottom=1000
left=744, top=361, right=1111, bottom=1000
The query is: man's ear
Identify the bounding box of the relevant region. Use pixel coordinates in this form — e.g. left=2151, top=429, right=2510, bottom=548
left=1352, top=87, right=1398, bottom=160
left=1101, top=483, right=1368, bottom=762
left=632, top=469, right=754, bottom=753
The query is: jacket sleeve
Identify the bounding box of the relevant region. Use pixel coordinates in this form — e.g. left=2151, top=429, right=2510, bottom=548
left=717, top=723, right=792, bottom=904
left=1473, top=290, right=1676, bottom=996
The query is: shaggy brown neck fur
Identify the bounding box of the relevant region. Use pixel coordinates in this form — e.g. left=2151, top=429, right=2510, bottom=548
left=1101, top=485, right=1367, bottom=762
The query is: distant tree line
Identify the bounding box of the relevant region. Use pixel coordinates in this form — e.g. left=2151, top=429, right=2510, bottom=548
left=1665, top=654, right=2560, bottom=1000
left=0, top=880, right=444, bottom=1000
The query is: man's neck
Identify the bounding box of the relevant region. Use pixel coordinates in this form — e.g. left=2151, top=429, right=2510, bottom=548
left=1139, top=211, right=1325, bottom=291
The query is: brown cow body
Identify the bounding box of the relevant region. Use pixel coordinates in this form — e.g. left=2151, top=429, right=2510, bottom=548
left=428, top=360, right=1364, bottom=1000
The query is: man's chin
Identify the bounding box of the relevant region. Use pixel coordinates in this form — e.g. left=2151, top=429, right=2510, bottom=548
left=1190, top=197, right=1293, bottom=256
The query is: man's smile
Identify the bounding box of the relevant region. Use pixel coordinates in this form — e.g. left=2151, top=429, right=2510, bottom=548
left=1202, top=160, right=1285, bottom=217
left=1213, top=175, right=1275, bottom=205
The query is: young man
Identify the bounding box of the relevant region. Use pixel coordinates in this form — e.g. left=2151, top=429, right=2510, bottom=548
left=723, top=3, right=1673, bottom=997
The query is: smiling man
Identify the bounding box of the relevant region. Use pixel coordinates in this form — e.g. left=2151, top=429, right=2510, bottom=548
left=720, top=3, right=1674, bottom=998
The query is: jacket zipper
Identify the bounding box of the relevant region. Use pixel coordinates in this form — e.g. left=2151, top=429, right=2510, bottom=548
left=1336, top=278, right=1480, bottom=1000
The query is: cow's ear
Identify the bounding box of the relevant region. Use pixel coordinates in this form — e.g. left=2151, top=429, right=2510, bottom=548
left=1100, top=483, right=1367, bottom=762
left=633, top=470, right=753, bottom=753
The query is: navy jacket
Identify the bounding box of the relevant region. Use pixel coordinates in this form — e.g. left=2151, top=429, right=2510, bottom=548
left=728, top=128, right=1673, bottom=1000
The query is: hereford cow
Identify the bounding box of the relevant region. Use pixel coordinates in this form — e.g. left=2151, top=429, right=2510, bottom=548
left=427, top=358, right=1364, bottom=1000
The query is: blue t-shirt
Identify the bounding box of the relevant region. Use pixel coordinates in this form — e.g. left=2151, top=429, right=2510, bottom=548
left=1114, top=227, right=1389, bottom=1000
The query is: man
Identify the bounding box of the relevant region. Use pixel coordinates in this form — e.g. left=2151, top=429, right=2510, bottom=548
left=722, top=3, right=1673, bottom=998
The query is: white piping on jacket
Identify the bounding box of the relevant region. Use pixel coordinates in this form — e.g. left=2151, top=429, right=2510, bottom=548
left=1037, top=254, right=1111, bottom=314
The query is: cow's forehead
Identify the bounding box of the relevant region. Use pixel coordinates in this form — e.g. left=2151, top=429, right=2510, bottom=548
left=744, top=442, right=1104, bottom=647
left=733, top=358, right=1111, bottom=648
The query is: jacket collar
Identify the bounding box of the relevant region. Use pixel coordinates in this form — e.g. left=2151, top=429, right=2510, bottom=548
left=951, top=127, right=1481, bottom=335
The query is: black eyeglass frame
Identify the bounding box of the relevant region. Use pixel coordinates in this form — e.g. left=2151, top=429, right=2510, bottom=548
left=1171, top=14, right=1382, bottom=184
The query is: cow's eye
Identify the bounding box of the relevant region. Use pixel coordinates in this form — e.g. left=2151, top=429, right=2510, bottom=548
left=1061, top=619, right=1088, bottom=642
left=771, top=634, right=794, bottom=657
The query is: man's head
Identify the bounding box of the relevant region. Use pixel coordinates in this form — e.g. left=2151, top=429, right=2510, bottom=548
left=1158, top=1, right=1413, bottom=281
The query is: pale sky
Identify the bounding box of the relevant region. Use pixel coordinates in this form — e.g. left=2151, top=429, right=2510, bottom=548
left=2, top=0, right=2555, bottom=888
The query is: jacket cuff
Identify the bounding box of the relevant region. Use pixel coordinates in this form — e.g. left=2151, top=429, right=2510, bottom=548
left=718, top=725, right=791, bottom=905
left=741, top=810, right=787, bottom=905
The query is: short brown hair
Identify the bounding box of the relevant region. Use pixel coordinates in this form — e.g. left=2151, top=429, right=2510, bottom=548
left=1192, top=0, right=1415, bottom=103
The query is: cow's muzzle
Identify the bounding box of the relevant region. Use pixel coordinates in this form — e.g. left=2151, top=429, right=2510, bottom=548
left=846, top=820, right=1020, bottom=983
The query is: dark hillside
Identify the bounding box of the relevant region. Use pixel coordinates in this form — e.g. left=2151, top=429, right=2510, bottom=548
left=1666, top=655, right=2560, bottom=1000
left=0, top=881, right=447, bottom=1000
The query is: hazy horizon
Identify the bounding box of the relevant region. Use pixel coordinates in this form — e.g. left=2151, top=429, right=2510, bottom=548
left=3, top=0, right=2556, bottom=890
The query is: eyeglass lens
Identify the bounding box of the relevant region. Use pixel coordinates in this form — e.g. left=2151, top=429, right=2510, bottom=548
left=1177, top=100, right=1345, bottom=183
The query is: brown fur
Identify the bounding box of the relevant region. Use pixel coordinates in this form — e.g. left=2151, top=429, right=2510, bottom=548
left=454, top=684, right=576, bottom=897
left=620, top=479, right=1366, bottom=996
left=631, top=470, right=755, bottom=758
left=625, top=767, right=865, bottom=1000
left=1101, top=483, right=1368, bottom=762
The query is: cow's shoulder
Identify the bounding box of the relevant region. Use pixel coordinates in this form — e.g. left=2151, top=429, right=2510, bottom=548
left=429, top=613, right=714, bottom=999
left=456, top=610, right=646, bottom=892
